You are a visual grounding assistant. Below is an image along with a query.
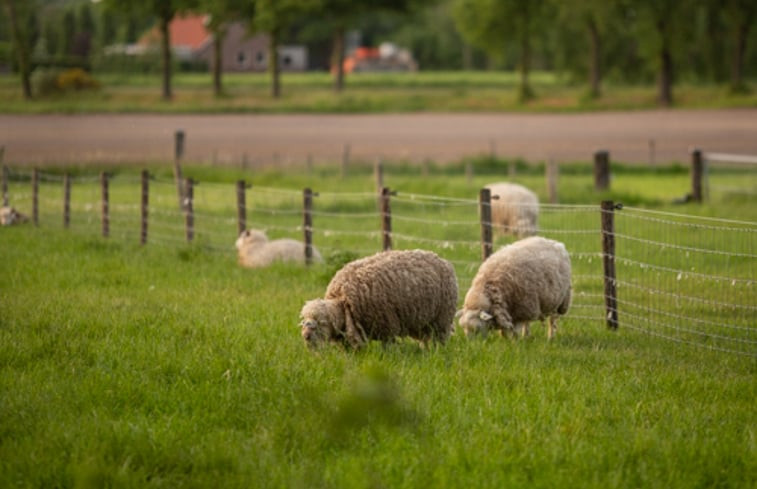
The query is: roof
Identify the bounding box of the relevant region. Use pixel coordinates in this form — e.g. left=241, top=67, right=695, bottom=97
left=138, top=14, right=212, bottom=51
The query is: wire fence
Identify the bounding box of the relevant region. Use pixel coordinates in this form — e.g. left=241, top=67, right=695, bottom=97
left=3, top=167, right=755, bottom=357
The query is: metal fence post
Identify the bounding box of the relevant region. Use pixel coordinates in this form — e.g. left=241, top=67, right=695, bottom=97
left=381, top=187, right=392, bottom=251
left=601, top=200, right=619, bottom=330
left=479, top=188, right=493, bottom=261
left=303, top=188, right=314, bottom=265
left=236, top=180, right=247, bottom=236
left=141, top=170, right=149, bottom=245
left=184, top=178, right=194, bottom=242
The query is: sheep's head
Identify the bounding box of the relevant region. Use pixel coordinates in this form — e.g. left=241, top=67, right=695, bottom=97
left=235, top=229, right=268, bottom=250
left=299, top=299, right=344, bottom=348
left=457, top=309, right=496, bottom=337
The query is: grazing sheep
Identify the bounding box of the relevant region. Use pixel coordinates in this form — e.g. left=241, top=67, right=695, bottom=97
left=485, top=182, right=539, bottom=238
left=300, top=249, right=458, bottom=349
left=458, top=236, right=571, bottom=340
left=235, top=229, right=322, bottom=268
left=0, top=206, right=28, bottom=226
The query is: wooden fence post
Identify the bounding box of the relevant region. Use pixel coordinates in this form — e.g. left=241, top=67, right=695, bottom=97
left=100, top=171, right=109, bottom=238
left=173, top=129, right=185, bottom=212
left=141, top=170, right=149, bottom=245
left=184, top=178, right=194, bottom=242
left=32, top=168, right=39, bottom=226
left=594, top=150, right=610, bottom=191
left=601, top=200, right=619, bottom=330
left=63, top=173, right=71, bottom=229
left=381, top=187, right=392, bottom=251
left=479, top=188, right=493, bottom=261
left=2, top=164, right=8, bottom=206
left=236, top=180, right=247, bottom=236
left=303, top=188, right=314, bottom=265
left=691, top=148, right=704, bottom=203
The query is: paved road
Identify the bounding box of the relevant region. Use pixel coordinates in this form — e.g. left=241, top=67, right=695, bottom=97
left=2, top=109, right=756, bottom=166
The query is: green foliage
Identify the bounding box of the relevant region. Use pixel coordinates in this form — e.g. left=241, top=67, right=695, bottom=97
left=31, top=67, right=100, bottom=96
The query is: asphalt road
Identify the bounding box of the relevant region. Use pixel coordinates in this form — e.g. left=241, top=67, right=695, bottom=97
left=2, top=109, right=756, bottom=166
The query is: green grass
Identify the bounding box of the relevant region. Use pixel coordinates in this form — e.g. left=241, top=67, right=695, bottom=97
left=1, top=162, right=756, bottom=488
left=1, top=71, right=756, bottom=113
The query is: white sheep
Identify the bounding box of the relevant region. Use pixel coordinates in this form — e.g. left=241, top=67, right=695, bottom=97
left=300, top=249, right=459, bottom=349
left=235, top=229, right=322, bottom=268
left=0, top=206, right=28, bottom=226
left=485, top=182, right=539, bottom=238
left=458, top=236, right=571, bottom=340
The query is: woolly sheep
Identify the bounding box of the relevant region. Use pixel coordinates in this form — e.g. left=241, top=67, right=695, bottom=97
left=299, top=249, right=458, bottom=349
left=235, top=229, right=322, bottom=268
left=485, top=182, right=539, bottom=238
left=458, top=236, right=571, bottom=340
left=0, top=206, right=28, bottom=226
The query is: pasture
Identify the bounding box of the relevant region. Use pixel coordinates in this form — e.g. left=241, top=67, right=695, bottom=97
left=1, top=71, right=756, bottom=113
left=1, top=160, right=755, bottom=488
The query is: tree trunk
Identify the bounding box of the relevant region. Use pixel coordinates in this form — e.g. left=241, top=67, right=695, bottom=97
left=213, top=26, right=224, bottom=97
left=518, top=30, right=533, bottom=102
left=3, top=0, right=32, bottom=99
left=656, top=19, right=673, bottom=107
left=730, top=21, right=749, bottom=92
left=269, top=27, right=280, bottom=98
left=332, top=25, right=345, bottom=93
left=587, top=16, right=601, bottom=99
left=159, top=13, right=173, bottom=101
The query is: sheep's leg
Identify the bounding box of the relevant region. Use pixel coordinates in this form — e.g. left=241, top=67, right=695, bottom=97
left=547, top=316, right=558, bottom=340
left=514, top=322, right=530, bottom=338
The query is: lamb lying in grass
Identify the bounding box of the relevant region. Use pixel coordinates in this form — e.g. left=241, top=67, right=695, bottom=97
left=235, top=229, right=322, bottom=268
left=300, top=249, right=458, bottom=349
left=458, top=236, right=571, bottom=340
left=0, top=206, right=28, bottom=226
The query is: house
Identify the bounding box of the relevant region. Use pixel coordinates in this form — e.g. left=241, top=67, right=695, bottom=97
left=137, top=14, right=307, bottom=72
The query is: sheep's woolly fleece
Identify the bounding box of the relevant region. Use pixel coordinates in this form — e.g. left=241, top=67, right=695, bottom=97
left=300, top=249, right=458, bottom=349
left=235, top=229, right=322, bottom=268
left=485, top=182, right=539, bottom=238
left=459, top=236, right=571, bottom=339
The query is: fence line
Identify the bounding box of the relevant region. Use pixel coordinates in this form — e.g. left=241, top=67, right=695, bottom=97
left=2, top=168, right=755, bottom=357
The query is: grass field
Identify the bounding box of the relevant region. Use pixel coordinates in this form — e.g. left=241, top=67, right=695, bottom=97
left=1, top=162, right=755, bottom=488
left=1, top=71, right=756, bottom=113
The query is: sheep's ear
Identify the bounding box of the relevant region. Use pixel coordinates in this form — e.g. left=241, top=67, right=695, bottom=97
left=479, top=311, right=493, bottom=321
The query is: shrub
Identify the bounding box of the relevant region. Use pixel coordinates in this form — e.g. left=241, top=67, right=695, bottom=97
left=31, top=67, right=100, bottom=96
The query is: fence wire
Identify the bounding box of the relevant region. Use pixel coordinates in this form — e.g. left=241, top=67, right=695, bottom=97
left=3, top=169, right=755, bottom=357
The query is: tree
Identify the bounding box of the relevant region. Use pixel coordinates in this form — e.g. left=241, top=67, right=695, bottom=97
left=452, top=0, right=550, bottom=102
left=103, top=0, right=198, bottom=101
left=633, top=0, right=689, bottom=107
left=2, top=0, right=34, bottom=99
left=554, top=0, right=618, bottom=99
left=198, top=0, right=246, bottom=97
left=251, top=0, right=319, bottom=98
left=723, top=0, right=756, bottom=93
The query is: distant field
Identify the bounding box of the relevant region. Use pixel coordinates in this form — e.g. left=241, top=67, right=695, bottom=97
left=1, top=162, right=755, bottom=487
left=1, top=71, right=756, bottom=113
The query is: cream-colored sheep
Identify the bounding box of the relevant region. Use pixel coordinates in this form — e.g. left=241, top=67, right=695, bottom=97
left=300, top=249, right=458, bottom=349
left=235, top=229, right=322, bottom=268
left=458, top=236, right=571, bottom=340
left=0, top=206, right=28, bottom=226
left=485, top=182, right=539, bottom=238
